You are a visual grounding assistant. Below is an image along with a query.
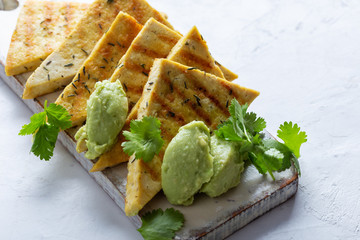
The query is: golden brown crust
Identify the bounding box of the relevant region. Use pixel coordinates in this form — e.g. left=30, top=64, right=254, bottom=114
left=216, top=61, right=238, bottom=81
left=125, top=59, right=259, bottom=216
left=167, top=26, right=224, bottom=78
left=55, top=12, right=142, bottom=127
left=5, top=0, right=89, bottom=76
left=92, top=19, right=181, bottom=171
left=109, top=18, right=181, bottom=108
left=22, top=0, right=173, bottom=99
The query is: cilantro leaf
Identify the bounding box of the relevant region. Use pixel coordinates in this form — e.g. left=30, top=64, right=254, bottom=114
left=215, top=121, right=243, bottom=142
left=277, top=121, right=307, bottom=158
left=215, top=99, right=307, bottom=179
left=45, top=102, right=72, bottom=130
left=229, top=100, right=251, bottom=141
left=122, top=116, right=164, bottom=162
left=248, top=148, right=268, bottom=175
left=245, top=112, right=266, bottom=134
left=19, top=100, right=72, bottom=161
left=31, top=124, right=59, bottom=161
left=138, top=208, right=184, bottom=240
left=216, top=100, right=249, bottom=141
left=19, top=112, right=46, bottom=135
left=262, top=139, right=293, bottom=171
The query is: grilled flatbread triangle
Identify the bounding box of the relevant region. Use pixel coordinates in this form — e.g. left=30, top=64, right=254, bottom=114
left=125, top=58, right=259, bottom=216
left=5, top=0, right=89, bottom=76
left=216, top=62, right=238, bottom=81
left=109, top=18, right=181, bottom=110
left=55, top=12, right=142, bottom=127
left=22, top=0, right=173, bottom=99
left=167, top=26, right=224, bottom=78
left=90, top=18, right=181, bottom=172
left=91, top=24, right=240, bottom=172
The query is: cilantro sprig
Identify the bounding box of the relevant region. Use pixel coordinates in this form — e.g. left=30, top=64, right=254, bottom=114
left=215, top=99, right=307, bottom=179
left=19, top=100, right=72, bottom=161
left=122, top=116, right=164, bottom=162
left=138, top=208, right=184, bottom=240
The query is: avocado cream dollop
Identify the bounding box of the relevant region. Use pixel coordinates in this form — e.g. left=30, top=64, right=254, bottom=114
left=162, top=121, right=213, bottom=206
left=75, top=80, right=128, bottom=159
left=200, top=135, right=245, bottom=197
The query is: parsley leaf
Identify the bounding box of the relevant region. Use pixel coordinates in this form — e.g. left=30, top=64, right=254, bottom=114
left=215, top=99, right=307, bottom=179
left=122, top=116, right=164, bottom=162
left=19, top=100, right=72, bottom=161
left=138, top=208, right=184, bottom=240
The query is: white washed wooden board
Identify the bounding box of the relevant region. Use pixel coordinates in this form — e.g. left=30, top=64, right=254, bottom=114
left=0, top=61, right=298, bottom=239
left=0, top=1, right=298, bottom=238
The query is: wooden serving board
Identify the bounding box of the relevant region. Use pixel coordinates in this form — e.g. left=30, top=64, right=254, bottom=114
left=0, top=61, right=298, bottom=239
left=0, top=2, right=298, bottom=239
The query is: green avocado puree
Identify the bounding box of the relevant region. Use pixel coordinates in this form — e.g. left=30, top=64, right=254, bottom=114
left=162, top=121, right=213, bottom=205
left=201, top=135, right=245, bottom=197
left=75, top=80, right=128, bottom=159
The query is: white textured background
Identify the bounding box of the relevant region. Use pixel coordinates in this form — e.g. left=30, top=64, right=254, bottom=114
left=1, top=0, right=360, bottom=239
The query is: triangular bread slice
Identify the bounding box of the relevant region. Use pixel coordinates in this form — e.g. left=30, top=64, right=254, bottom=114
left=5, top=0, right=89, bottom=76
left=167, top=26, right=224, bottom=78
left=216, top=61, right=238, bottom=81
left=125, top=59, right=259, bottom=216
left=89, top=18, right=181, bottom=172
left=22, top=0, right=173, bottom=99
left=91, top=24, right=237, bottom=172
left=55, top=12, right=142, bottom=127
left=109, top=18, right=181, bottom=109
left=166, top=25, right=237, bottom=81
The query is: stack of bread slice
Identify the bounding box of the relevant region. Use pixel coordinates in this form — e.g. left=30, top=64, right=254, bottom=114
left=6, top=0, right=258, bottom=216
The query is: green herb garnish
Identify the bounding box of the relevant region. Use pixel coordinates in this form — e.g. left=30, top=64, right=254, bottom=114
left=138, top=208, right=184, bottom=240
left=215, top=99, right=307, bottom=179
left=122, top=116, right=164, bottom=162
left=19, top=100, right=72, bottom=161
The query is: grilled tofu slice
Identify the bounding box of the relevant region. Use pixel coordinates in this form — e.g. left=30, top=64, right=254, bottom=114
left=5, top=0, right=88, bottom=76
left=167, top=26, right=224, bottom=78
left=55, top=12, right=142, bottom=127
left=125, top=59, right=259, bottom=216
left=22, top=0, right=173, bottom=99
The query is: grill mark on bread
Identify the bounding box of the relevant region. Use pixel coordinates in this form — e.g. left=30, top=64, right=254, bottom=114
left=64, top=3, right=74, bottom=36
left=177, top=49, right=214, bottom=71
left=131, top=43, right=167, bottom=59
left=124, top=59, right=259, bottom=216
left=156, top=33, right=181, bottom=45
left=139, top=159, right=161, bottom=181
left=151, top=91, right=186, bottom=126
left=181, top=68, right=230, bottom=116
left=123, top=59, right=151, bottom=75
left=159, top=72, right=212, bottom=126
left=23, top=1, right=36, bottom=59
left=122, top=77, right=145, bottom=94
left=23, top=0, right=172, bottom=98
left=56, top=13, right=142, bottom=126
left=43, top=2, right=58, bottom=53
left=108, top=19, right=180, bottom=111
